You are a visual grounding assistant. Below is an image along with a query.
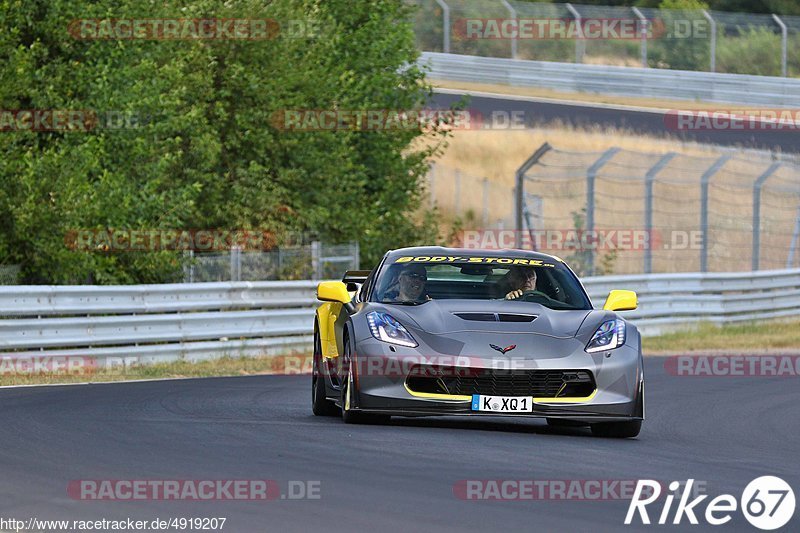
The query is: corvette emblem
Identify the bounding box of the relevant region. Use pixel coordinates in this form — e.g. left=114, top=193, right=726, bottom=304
left=490, top=344, right=516, bottom=354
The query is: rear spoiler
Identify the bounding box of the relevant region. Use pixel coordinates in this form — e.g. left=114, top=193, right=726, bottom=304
left=342, top=270, right=370, bottom=284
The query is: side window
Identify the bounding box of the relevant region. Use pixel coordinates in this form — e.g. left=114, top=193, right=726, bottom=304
left=357, top=270, right=375, bottom=303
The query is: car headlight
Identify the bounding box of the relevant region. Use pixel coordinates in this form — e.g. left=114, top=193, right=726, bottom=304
left=585, top=319, right=626, bottom=353
left=367, top=311, right=418, bottom=347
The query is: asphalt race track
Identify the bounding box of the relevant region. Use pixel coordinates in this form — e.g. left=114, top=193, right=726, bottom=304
left=0, top=357, right=797, bottom=532
left=431, top=90, right=800, bottom=154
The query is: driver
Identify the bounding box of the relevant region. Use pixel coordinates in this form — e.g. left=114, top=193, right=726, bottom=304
left=385, top=264, right=430, bottom=302
left=503, top=266, right=537, bottom=300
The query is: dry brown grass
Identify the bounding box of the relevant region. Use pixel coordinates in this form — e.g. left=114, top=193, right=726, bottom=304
left=429, top=126, right=721, bottom=186
left=432, top=79, right=769, bottom=111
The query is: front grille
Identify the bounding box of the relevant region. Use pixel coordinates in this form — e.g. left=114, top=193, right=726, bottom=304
left=406, top=366, right=595, bottom=398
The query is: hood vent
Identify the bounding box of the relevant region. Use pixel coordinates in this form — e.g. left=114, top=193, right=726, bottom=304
left=454, top=312, right=537, bottom=323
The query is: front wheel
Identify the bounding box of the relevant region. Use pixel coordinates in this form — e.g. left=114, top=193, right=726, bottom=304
left=312, top=326, right=338, bottom=417
left=340, top=335, right=389, bottom=425
left=590, top=420, right=642, bottom=438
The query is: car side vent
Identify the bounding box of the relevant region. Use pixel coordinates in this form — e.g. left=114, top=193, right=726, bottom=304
left=454, top=313, right=536, bottom=323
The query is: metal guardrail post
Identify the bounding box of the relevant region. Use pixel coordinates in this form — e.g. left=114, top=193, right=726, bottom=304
left=501, top=0, right=517, bottom=59
left=434, top=0, right=450, bottom=53
left=702, top=10, right=716, bottom=73
left=772, top=14, right=788, bottom=77
left=632, top=7, right=648, bottom=68
left=585, top=147, right=620, bottom=276
left=644, top=153, right=676, bottom=273
left=353, top=241, right=360, bottom=270
left=699, top=155, right=731, bottom=272
left=751, top=163, right=781, bottom=271
left=514, top=143, right=552, bottom=248
left=565, top=3, right=584, bottom=63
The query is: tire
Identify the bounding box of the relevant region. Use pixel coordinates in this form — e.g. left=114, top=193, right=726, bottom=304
left=312, top=325, right=338, bottom=417
left=590, top=420, right=642, bottom=438
left=340, top=334, right=389, bottom=425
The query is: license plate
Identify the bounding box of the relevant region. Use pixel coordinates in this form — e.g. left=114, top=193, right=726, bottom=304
left=471, top=395, right=533, bottom=412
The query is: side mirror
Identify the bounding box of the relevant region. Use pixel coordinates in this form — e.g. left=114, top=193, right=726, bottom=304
left=603, top=289, right=637, bottom=312
left=317, top=281, right=352, bottom=304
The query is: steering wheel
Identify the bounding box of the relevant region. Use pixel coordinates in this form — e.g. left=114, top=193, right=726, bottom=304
left=518, top=290, right=555, bottom=303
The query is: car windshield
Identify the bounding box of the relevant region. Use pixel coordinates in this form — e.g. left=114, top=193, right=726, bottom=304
left=371, top=256, right=592, bottom=310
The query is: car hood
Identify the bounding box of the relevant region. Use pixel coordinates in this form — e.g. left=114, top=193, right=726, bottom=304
left=367, top=299, right=595, bottom=339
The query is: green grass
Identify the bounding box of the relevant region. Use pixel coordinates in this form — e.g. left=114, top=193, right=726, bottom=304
left=643, top=319, right=800, bottom=354
left=0, top=353, right=312, bottom=387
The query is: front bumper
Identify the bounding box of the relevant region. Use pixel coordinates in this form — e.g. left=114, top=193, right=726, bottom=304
left=348, top=333, right=644, bottom=424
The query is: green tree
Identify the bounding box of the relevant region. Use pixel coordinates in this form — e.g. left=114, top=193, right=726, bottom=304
left=0, top=0, right=444, bottom=282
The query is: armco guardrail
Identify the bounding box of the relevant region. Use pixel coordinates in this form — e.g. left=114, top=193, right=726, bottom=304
left=583, top=268, right=800, bottom=335
left=0, top=270, right=798, bottom=365
left=419, top=52, right=800, bottom=107
left=0, top=281, right=319, bottom=365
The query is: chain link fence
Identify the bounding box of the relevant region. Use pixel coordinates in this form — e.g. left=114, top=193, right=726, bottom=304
left=428, top=164, right=517, bottom=229
left=411, top=0, right=800, bottom=77
left=433, top=146, right=800, bottom=275
left=514, top=143, right=800, bottom=275
left=0, top=265, right=21, bottom=285
left=182, top=242, right=359, bottom=282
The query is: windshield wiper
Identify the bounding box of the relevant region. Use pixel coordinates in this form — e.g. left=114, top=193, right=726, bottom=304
left=381, top=300, right=430, bottom=306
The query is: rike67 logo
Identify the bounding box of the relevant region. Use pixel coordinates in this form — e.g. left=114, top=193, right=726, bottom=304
left=626, top=477, right=795, bottom=530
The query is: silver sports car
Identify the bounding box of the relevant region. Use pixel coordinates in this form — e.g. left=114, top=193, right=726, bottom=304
left=312, top=247, right=644, bottom=438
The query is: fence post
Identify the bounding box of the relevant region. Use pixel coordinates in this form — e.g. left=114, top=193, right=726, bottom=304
left=699, top=155, right=731, bottom=272
left=311, top=241, right=321, bottom=280
left=644, top=152, right=676, bottom=274
left=454, top=169, right=461, bottom=214
left=565, top=4, right=585, bottom=63
left=788, top=207, right=800, bottom=268
left=523, top=193, right=543, bottom=251
left=632, top=7, right=648, bottom=68
left=434, top=0, right=450, bottom=53
left=514, top=143, right=552, bottom=248
left=772, top=14, right=788, bottom=77
left=184, top=250, right=195, bottom=283
left=429, top=163, right=436, bottom=208
left=352, top=241, right=360, bottom=271
left=585, top=147, right=620, bottom=275
left=501, top=0, right=517, bottom=59
left=230, top=246, right=242, bottom=282
left=751, top=162, right=781, bottom=271
left=482, top=177, right=489, bottom=225
left=702, top=10, right=716, bottom=72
